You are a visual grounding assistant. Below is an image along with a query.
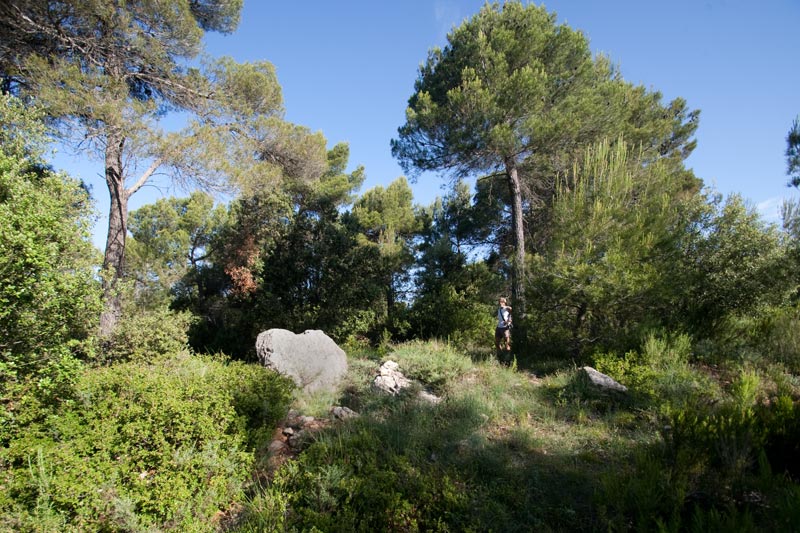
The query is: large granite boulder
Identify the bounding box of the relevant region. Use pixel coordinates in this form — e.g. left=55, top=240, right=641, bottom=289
left=256, top=329, right=348, bottom=393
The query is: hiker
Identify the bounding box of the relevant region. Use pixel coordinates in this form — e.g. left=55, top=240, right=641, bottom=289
left=495, top=297, right=512, bottom=352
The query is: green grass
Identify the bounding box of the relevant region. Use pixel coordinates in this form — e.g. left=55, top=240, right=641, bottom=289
left=233, top=339, right=800, bottom=532
left=4, top=339, right=796, bottom=531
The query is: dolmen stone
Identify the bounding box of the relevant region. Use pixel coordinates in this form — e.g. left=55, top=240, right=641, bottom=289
left=256, top=329, right=348, bottom=393
left=579, top=366, right=628, bottom=393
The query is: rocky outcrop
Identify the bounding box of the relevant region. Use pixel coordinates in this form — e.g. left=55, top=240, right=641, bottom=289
left=373, top=360, right=412, bottom=394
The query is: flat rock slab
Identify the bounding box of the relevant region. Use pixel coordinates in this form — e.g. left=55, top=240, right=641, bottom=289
left=256, top=329, right=348, bottom=393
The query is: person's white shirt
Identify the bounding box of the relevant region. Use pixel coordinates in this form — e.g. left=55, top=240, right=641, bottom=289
left=497, top=306, right=511, bottom=328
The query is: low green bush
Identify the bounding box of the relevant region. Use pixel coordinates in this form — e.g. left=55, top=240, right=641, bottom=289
left=0, top=352, right=293, bottom=531
left=593, top=332, right=718, bottom=409
left=101, top=307, right=197, bottom=363
left=598, top=381, right=800, bottom=531
left=759, top=306, right=800, bottom=373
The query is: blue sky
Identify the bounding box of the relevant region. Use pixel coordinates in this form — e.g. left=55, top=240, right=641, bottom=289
left=53, top=1, right=800, bottom=248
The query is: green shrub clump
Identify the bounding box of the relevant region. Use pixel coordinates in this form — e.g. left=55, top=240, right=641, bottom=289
left=593, top=332, right=717, bottom=409
left=0, top=352, right=294, bottom=531
left=598, top=367, right=800, bottom=531
left=101, top=307, right=197, bottom=363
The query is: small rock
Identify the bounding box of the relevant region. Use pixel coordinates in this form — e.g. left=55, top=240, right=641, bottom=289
left=288, top=433, right=303, bottom=448
left=268, top=440, right=287, bottom=454
left=282, top=427, right=295, bottom=436
left=331, top=406, right=359, bottom=420
left=417, top=390, right=442, bottom=405
left=373, top=360, right=413, bottom=395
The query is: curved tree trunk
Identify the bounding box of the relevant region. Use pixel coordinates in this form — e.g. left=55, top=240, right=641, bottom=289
left=99, top=133, right=128, bottom=337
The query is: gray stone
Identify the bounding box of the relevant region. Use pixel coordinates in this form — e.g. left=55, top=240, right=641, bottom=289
left=417, top=389, right=442, bottom=405
left=330, top=406, right=359, bottom=420
left=579, top=366, right=628, bottom=393
left=373, top=360, right=412, bottom=395
left=256, top=329, right=348, bottom=393
left=372, top=361, right=442, bottom=404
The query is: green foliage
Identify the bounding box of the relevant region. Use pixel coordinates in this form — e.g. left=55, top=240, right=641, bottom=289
left=4, top=1, right=331, bottom=336
left=0, top=353, right=293, bottom=531
left=349, top=177, right=420, bottom=334
left=102, top=307, right=196, bottom=363
left=237, top=343, right=620, bottom=531
left=529, top=140, right=698, bottom=358
left=682, top=304, right=800, bottom=377
left=594, top=332, right=717, bottom=409
left=0, top=95, right=102, bottom=380
left=752, top=306, right=800, bottom=373
left=787, top=115, right=800, bottom=188
left=678, top=194, right=793, bottom=336
left=232, top=480, right=292, bottom=533
left=414, top=283, right=496, bottom=347
left=597, top=364, right=800, bottom=531
left=126, top=192, right=228, bottom=308
left=180, top=145, right=417, bottom=356
left=393, top=1, right=659, bottom=178
left=387, top=340, right=473, bottom=392
left=410, top=183, right=503, bottom=348
left=528, top=138, right=793, bottom=360
left=393, top=1, right=698, bottom=324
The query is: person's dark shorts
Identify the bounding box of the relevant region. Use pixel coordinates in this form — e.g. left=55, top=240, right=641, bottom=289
left=495, top=326, right=509, bottom=339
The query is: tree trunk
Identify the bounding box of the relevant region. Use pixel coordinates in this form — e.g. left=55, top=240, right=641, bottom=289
left=99, top=133, right=128, bottom=337
left=505, top=159, right=526, bottom=320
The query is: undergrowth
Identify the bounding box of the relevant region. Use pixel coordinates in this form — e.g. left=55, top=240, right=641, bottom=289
left=234, top=337, right=800, bottom=531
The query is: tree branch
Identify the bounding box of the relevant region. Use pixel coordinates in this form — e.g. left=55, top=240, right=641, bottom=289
left=126, top=158, right=162, bottom=197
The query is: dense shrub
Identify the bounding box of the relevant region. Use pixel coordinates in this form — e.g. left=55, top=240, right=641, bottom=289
left=101, top=306, right=197, bottom=363
left=695, top=305, right=800, bottom=373
left=0, top=95, right=102, bottom=381
left=598, top=367, right=800, bottom=531
left=593, top=332, right=718, bottom=409
left=0, top=353, right=294, bottom=531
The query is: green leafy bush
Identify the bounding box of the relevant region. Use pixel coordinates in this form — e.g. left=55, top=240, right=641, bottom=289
left=0, top=353, right=294, bottom=531
left=703, top=306, right=800, bottom=373
left=599, top=377, right=800, bottom=531
left=102, top=307, right=196, bottom=363
left=409, top=261, right=500, bottom=350
left=0, top=95, right=102, bottom=379
left=594, top=332, right=717, bottom=409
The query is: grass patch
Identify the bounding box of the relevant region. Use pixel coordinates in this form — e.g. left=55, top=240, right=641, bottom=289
left=237, top=338, right=800, bottom=531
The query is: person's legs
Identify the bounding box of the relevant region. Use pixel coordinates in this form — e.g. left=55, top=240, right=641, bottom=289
left=495, top=327, right=511, bottom=352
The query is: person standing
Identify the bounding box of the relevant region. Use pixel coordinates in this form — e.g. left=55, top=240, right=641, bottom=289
left=495, top=297, right=512, bottom=352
